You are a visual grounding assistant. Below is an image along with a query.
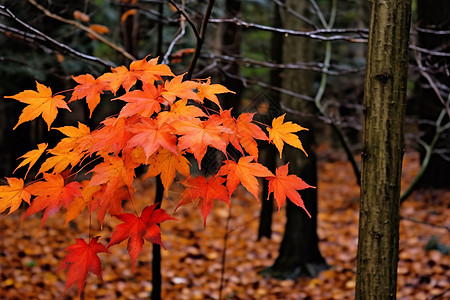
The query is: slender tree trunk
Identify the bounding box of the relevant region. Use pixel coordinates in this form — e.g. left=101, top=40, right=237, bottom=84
left=355, top=0, right=412, bottom=299
left=265, top=0, right=327, bottom=278
left=258, top=0, right=283, bottom=240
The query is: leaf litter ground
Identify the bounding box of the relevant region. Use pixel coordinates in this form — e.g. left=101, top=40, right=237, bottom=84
left=0, top=146, right=449, bottom=300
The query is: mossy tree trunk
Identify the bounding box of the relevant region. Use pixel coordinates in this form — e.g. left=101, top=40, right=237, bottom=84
left=355, top=0, right=412, bottom=299
left=266, top=0, right=327, bottom=279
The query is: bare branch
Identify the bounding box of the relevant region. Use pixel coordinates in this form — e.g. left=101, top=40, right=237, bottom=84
left=27, top=0, right=136, bottom=61
left=0, top=5, right=114, bottom=68
left=208, top=17, right=369, bottom=42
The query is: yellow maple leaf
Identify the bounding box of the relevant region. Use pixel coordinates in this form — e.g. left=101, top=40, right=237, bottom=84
left=0, top=177, right=31, bottom=214
left=6, top=81, right=71, bottom=130
left=14, top=143, right=48, bottom=178
left=145, top=148, right=191, bottom=191
left=267, top=114, right=308, bottom=158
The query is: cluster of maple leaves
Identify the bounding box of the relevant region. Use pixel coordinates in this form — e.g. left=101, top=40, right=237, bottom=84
left=0, top=56, right=313, bottom=298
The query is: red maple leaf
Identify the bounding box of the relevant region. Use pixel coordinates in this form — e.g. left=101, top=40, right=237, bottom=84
left=267, top=163, right=314, bottom=216
left=107, top=204, right=177, bottom=270
left=175, top=176, right=229, bottom=226
left=57, top=236, right=108, bottom=299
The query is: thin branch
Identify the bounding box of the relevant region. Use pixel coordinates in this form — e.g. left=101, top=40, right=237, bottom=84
left=0, top=5, right=113, bottom=68
left=401, top=216, right=450, bottom=232
left=415, top=50, right=450, bottom=118
left=186, top=0, right=215, bottom=80
left=28, top=0, right=136, bottom=61
left=167, top=0, right=201, bottom=41
left=409, top=44, right=450, bottom=57
left=271, top=0, right=316, bottom=29
left=400, top=109, right=449, bottom=202
left=201, top=53, right=365, bottom=76
left=208, top=18, right=369, bottom=42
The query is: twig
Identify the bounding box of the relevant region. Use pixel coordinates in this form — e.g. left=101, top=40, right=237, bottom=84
left=201, top=53, right=365, bottom=76
left=400, top=109, right=450, bottom=202
left=415, top=50, right=450, bottom=118
left=0, top=5, right=113, bottom=68
left=401, top=216, right=450, bottom=232
left=218, top=205, right=232, bottom=300
left=167, top=0, right=201, bottom=41
left=186, top=0, right=215, bottom=79
left=208, top=18, right=369, bottom=42
left=27, top=0, right=136, bottom=61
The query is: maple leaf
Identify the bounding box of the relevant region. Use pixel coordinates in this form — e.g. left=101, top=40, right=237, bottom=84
left=14, top=143, right=47, bottom=178
left=267, top=163, right=314, bottom=216
left=6, top=81, right=71, bottom=130
left=101, top=56, right=174, bottom=93
left=108, top=205, right=177, bottom=271
left=90, top=117, right=133, bottom=156
left=175, top=176, right=229, bottom=226
left=267, top=114, right=308, bottom=158
left=161, top=74, right=200, bottom=104
left=177, top=115, right=230, bottom=167
left=0, top=177, right=31, bottom=214
left=88, top=156, right=135, bottom=224
left=145, top=148, right=191, bottom=190
left=221, top=110, right=268, bottom=158
left=218, top=156, right=273, bottom=201
left=157, top=99, right=207, bottom=124
left=114, top=83, right=164, bottom=119
left=196, top=78, right=234, bottom=107
left=57, top=237, right=108, bottom=299
left=127, top=117, right=177, bottom=159
left=69, top=74, right=110, bottom=117
left=22, top=173, right=82, bottom=232
left=38, top=122, right=92, bottom=174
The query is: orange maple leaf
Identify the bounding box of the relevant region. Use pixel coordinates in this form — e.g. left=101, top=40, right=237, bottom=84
left=161, top=74, right=200, bottom=104
left=196, top=78, right=234, bottom=107
left=57, top=237, right=108, bottom=299
left=22, top=173, right=82, bottom=232
left=267, top=163, right=314, bottom=216
left=114, top=83, right=164, bottom=118
left=175, top=176, right=229, bottom=226
left=69, top=74, right=111, bottom=117
left=145, top=148, right=191, bottom=190
left=6, top=81, right=71, bottom=130
left=0, top=177, right=31, bottom=214
left=221, top=110, right=268, bottom=158
left=88, top=156, right=135, bottom=224
left=107, top=205, right=177, bottom=270
left=127, top=117, right=177, bottom=159
left=267, top=114, right=308, bottom=158
left=218, top=156, right=273, bottom=201
left=101, top=56, right=174, bottom=93
left=14, top=143, right=48, bottom=178
left=177, top=115, right=230, bottom=167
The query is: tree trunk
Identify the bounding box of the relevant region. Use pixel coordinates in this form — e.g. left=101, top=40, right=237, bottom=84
left=355, top=0, right=412, bottom=299
left=257, top=0, right=283, bottom=241
left=265, top=0, right=327, bottom=278
left=416, top=0, right=450, bottom=188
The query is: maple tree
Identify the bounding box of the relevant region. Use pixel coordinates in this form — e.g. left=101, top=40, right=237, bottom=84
left=2, top=55, right=313, bottom=298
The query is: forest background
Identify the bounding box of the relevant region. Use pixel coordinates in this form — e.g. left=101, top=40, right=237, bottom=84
left=0, top=0, right=449, bottom=299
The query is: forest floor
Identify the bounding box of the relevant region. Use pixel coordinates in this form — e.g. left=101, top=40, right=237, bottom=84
left=0, top=145, right=449, bottom=300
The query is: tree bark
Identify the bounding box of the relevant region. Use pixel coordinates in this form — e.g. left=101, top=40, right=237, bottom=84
left=355, top=0, right=412, bottom=299
left=265, top=0, right=327, bottom=278
left=257, top=0, right=283, bottom=241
